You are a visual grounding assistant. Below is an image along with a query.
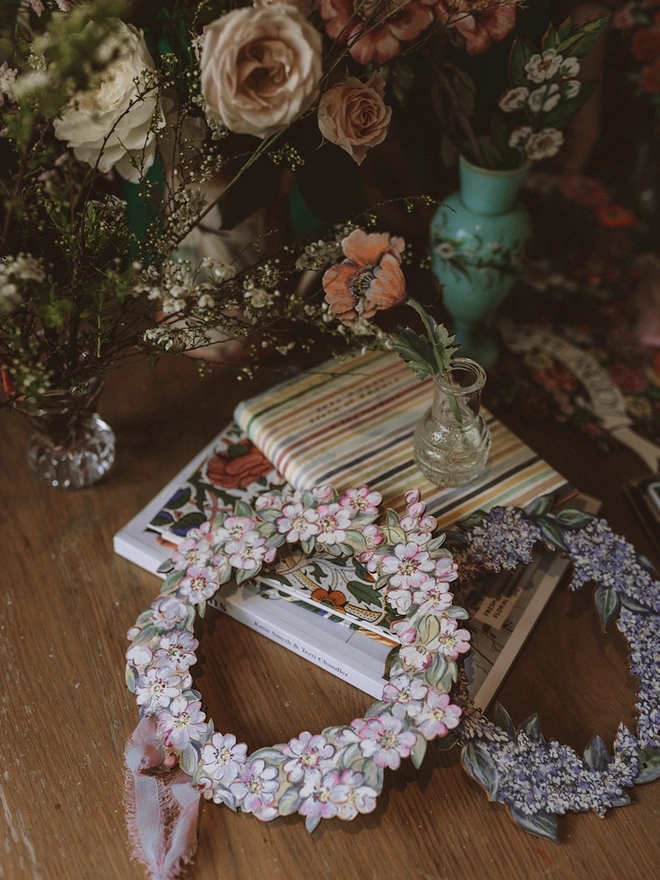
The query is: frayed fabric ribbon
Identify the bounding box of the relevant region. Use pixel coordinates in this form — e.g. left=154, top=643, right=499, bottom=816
left=125, top=716, right=201, bottom=880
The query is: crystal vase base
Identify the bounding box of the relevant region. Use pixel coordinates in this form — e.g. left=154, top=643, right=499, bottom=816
left=27, top=413, right=116, bottom=489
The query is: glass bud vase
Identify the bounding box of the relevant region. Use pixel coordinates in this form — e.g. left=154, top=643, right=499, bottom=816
left=413, top=358, right=491, bottom=487
left=18, top=378, right=116, bottom=489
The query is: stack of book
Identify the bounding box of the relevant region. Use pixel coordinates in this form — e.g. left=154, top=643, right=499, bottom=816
left=114, top=352, right=578, bottom=709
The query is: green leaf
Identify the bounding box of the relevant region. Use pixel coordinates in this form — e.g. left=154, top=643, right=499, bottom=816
left=165, top=488, right=191, bottom=510
left=435, top=733, right=458, bottom=751
left=125, top=665, right=138, bottom=693
left=537, top=517, right=569, bottom=553
left=594, top=584, right=621, bottom=631
left=236, top=565, right=262, bottom=585
left=542, top=24, right=559, bottom=51
left=180, top=745, right=199, bottom=776
left=454, top=66, right=476, bottom=117
left=234, top=500, right=253, bottom=517
left=557, top=14, right=609, bottom=58
left=411, top=733, right=427, bottom=769
left=171, top=512, right=207, bottom=533
left=305, top=814, right=322, bottom=833
left=508, top=37, right=533, bottom=87
left=417, top=614, right=441, bottom=644
left=525, top=494, right=554, bottom=517
left=635, top=745, right=660, bottom=784
left=554, top=508, right=595, bottom=529
left=346, top=580, right=382, bottom=607
left=157, top=559, right=175, bottom=574
left=151, top=513, right=175, bottom=527
left=508, top=808, right=560, bottom=843
left=278, top=786, right=302, bottom=816
left=385, top=509, right=401, bottom=526
left=493, top=703, right=515, bottom=738
left=250, top=747, right=288, bottom=766
left=384, top=645, right=400, bottom=680
left=383, top=525, right=407, bottom=545
left=461, top=742, right=498, bottom=797
left=519, top=715, right=543, bottom=741
left=444, top=605, right=469, bottom=620
left=393, top=326, right=436, bottom=380
left=424, top=653, right=448, bottom=689
left=584, top=734, right=610, bottom=771
left=620, top=593, right=652, bottom=614
left=426, top=535, right=446, bottom=551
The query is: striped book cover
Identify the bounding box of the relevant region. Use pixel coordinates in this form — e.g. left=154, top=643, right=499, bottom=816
left=234, top=351, right=569, bottom=526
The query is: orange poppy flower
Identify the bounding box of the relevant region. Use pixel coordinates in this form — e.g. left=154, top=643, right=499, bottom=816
left=322, top=228, right=406, bottom=325
left=595, top=203, right=637, bottom=229
left=310, top=587, right=347, bottom=611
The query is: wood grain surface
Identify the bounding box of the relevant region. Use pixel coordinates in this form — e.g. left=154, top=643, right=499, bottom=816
left=1, top=354, right=659, bottom=880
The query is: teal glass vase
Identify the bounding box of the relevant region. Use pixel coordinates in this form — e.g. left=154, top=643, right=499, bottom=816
left=430, top=157, right=531, bottom=367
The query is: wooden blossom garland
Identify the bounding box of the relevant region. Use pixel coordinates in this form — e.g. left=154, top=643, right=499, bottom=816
left=124, top=486, right=466, bottom=876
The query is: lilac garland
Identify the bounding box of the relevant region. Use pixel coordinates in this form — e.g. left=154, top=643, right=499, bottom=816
left=126, top=487, right=466, bottom=832
left=125, top=486, right=660, bottom=848
left=454, top=494, right=660, bottom=840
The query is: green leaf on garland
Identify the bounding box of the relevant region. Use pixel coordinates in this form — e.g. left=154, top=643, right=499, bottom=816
left=180, top=745, right=199, bottom=776
left=554, top=508, right=595, bottom=529
left=234, top=499, right=252, bottom=517
left=384, top=645, right=400, bottom=681
left=584, top=734, right=610, bottom=771
left=305, top=813, right=322, bottom=833
left=444, top=605, right=469, bottom=620
left=411, top=733, right=427, bottom=769
left=346, top=580, right=382, bottom=607
left=251, top=747, right=288, bottom=766
left=278, top=786, right=302, bottom=816
left=461, top=741, right=498, bottom=797
left=493, top=703, right=516, bottom=739
left=537, top=516, right=569, bottom=553
left=236, top=564, right=262, bottom=585
left=519, top=714, right=543, bottom=741
left=125, top=665, right=138, bottom=693
left=435, top=733, right=458, bottom=751
left=508, top=808, right=560, bottom=843
left=157, top=559, right=175, bottom=574
left=594, top=583, right=621, bottom=631
left=424, top=653, right=448, bottom=689
left=636, top=745, right=660, bottom=783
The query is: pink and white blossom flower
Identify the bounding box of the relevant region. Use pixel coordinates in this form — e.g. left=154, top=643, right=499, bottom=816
left=276, top=503, right=320, bottom=542
left=393, top=621, right=436, bottom=671
left=228, top=535, right=274, bottom=569
left=381, top=542, right=435, bottom=590
left=157, top=697, right=207, bottom=750
left=201, top=733, right=248, bottom=783
left=413, top=580, right=454, bottom=615
left=333, top=769, right=378, bottom=819
left=382, top=673, right=428, bottom=719
left=315, top=503, right=353, bottom=545
left=434, top=556, right=459, bottom=582
left=151, top=596, right=188, bottom=627
left=154, top=631, right=199, bottom=672
left=559, top=56, right=580, bottom=78
left=410, top=691, right=462, bottom=740
left=178, top=565, right=219, bottom=604
left=343, top=714, right=416, bottom=770
left=283, top=731, right=335, bottom=782
left=387, top=587, right=415, bottom=614
left=255, top=493, right=286, bottom=512
left=136, top=667, right=183, bottom=713
left=312, top=485, right=335, bottom=503
left=172, top=536, right=212, bottom=571
left=126, top=643, right=153, bottom=669
left=339, top=487, right=382, bottom=516
left=438, top=618, right=471, bottom=660
left=230, top=758, right=279, bottom=815
left=214, top=515, right=258, bottom=554
left=299, top=769, right=344, bottom=819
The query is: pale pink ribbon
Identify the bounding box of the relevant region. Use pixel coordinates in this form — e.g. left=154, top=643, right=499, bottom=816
left=125, top=716, right=201, bottom=880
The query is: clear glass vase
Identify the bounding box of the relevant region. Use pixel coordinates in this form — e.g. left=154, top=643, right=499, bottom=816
left=17, top=377, right=116, bottom=489
left=413, top=358, right=491, bottom=487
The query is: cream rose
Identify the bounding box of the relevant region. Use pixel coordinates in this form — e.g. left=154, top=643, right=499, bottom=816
left=200, top=6, right=322, bottom=139
left=317, top=74, right=392, bottom=165
left=53, top=21, right=162, bottom=183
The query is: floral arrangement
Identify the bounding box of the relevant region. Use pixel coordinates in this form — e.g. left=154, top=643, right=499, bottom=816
left=613, top=0, right=660, bottom=110
left=124, top=479, right=660, bottom=879
left=434, top=14, right=610, bottom=168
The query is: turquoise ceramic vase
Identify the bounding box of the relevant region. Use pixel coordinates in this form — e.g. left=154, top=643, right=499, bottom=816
left=430, top=157, right=531, bottom=367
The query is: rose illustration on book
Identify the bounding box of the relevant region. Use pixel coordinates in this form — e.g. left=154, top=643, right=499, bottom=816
left=206, top=439, right=274, bottom=489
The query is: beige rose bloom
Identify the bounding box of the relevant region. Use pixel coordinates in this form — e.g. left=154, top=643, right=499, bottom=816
left=253, top=0, right=319, bottom=18
left=200, top=6, right=322, bottom=139
left=317, top=74, right=392, bottom=166
left=53, top=21, right=162, bottom=183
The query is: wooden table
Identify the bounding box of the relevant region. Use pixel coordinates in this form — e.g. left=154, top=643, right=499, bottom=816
left=2, top=354, right=659, bottom=880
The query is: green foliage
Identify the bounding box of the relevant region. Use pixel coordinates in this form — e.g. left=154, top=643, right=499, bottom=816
left=393, top=298, right=460, bottom=381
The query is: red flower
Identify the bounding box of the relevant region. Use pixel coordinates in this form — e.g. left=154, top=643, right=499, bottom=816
left=310, top=587, right=347, bottom=610
left=631, top=26, right=660, bottom=63
left=642, top=56, right=660, bottom=92
left=609, top=363, right=648, bottom=394
left=433, top=2, right=517, bottom=55
left=595, top=203, right=637, bottom=228
left=205, top=439, right=274, bottom=489
left=319, top=0, right=433, bottom=65
left=558, top=174, right=610, bottom=209
left=322, top=228, right=406, bottom=324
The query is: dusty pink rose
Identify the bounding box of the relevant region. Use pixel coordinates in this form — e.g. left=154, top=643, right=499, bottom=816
left=434, top=1, right=517, bottom=55
left=200, top=6, right=322, bottom=138
left=322, top=229, right=406, bottom=324
left=253, top=0, right=319, bottom=17
left=318, top=74, right=392, bottom=165
left=319, top=0, right=433, bottom=65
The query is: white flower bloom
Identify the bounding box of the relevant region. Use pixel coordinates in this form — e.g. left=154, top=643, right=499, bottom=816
left=135, top=667, right=182, bottom=713
left=525, top=127, right=564, bottom=160
left=525, top=49, right=562, bottom=83
left=559, top=56, right=580, bottom=78
left=53, top=21, right=164, bottom=183
left=0, top=275, right=21, bottom=315
left=201, top=733, right=248, bottom=783
left=528, top=83, right=561, bottom=113
left=498, top=86, right=529, bottom=113
left=509, top=126, right=533, bottom=150
left=244, top=286, right=274, bottom=309
left=157, top=697, right=207, bottom=750
left=0, top=62, right=17, bottom=106
left=562, top=79, right=581, bottom=100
